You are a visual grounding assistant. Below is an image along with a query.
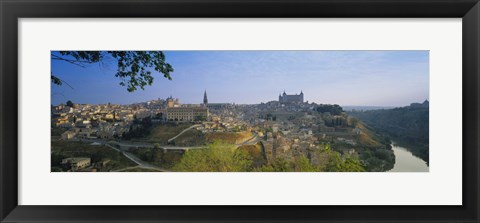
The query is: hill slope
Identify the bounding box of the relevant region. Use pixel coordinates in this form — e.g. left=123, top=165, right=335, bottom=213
left=349, top=101, right=429, bottom=163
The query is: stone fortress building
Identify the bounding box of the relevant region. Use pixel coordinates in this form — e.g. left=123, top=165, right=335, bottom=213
left=164, top=93, right=208, bottom=122
left=279, top=90, right=304, bottom=104
left=165, top=107, right=208, bottom=122
left=163, top=90, right=233, bottom=122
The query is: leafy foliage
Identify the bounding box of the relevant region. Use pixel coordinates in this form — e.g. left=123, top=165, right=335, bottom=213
left=66, top=100, right=74, bottom=107
left=173, top=142, right=253, bottom=172
left=266, top=156, right=324, bottom=172
left=359, top=148, right=395, bottom=171
left=294, top=156, right=320, bottom=172
left=237, top=144, right=266, bottom=168
left=51, top=75, right=63, bottom=85
left=259, top=158, right=291, bottom=172
left=311, top=144, right=365, bottom=172
left=51, top=51, right=174, bottom=92
left=258, top=144, right=365, bottom=172
left=122, top=117, right=153, bottom=140
left=316, top=104, right=344, bottom=115
left=170, top=140, right=368, bottom=172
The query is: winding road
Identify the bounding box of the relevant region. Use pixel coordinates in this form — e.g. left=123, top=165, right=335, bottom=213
left=105, top=143, right=168, bottom=172
left=112, top=141, right=204, bottom=150
left=235, top=132, right=261, bottom=147
left=91, top=131, right=261, bottom=172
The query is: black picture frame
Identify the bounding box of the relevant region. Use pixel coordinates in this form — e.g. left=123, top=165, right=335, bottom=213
left=1, top=0, right=479, bottom=222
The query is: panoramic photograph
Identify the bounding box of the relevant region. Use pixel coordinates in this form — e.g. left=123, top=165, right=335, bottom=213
left=51, top=51, right=429, bottom=172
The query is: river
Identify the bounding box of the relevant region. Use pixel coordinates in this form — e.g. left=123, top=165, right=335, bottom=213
left=389, top=143, right=429, bottom=172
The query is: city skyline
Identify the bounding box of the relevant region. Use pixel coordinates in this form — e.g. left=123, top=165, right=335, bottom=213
left=51, top=51, right=429, bottom=106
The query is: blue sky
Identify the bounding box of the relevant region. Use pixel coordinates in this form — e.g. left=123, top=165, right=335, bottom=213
left=51, top=51, right=429, bottom=106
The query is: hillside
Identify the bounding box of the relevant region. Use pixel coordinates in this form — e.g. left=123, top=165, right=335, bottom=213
left=205, top=131, right=253, bottom=144
left=349, top=100, right=429, bottom=162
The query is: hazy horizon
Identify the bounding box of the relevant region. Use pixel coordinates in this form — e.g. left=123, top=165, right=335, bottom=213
left=51, top=100, right=419, bottom=108
left=51, top=51, right=429, bottom=107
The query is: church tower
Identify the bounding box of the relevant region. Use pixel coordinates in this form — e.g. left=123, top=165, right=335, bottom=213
left=300, top=90, right=304, bottom=103
left=203, top=90, right=208, bottom=105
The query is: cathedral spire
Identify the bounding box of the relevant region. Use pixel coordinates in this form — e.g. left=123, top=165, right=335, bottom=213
left=203, top=90, right=208, bottom=105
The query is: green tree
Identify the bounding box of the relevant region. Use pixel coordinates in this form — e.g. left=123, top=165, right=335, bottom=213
left=66, top=100, right=74, bottom=107
left=51, top=51, right=174, bottom=92
left=339, top=156, right=365, bottom=172
left=312, top=144, right=365, bottom=172
left=173, top=142, right=253, bottom=172
left=293, top=156, right=319, bottom=172
left=316, top=104, right=344, bottom=115
left=324, top=152, right=365, bottom=172
left=267, top=158, right=291, bottom=172
left=194, top=115, right=207, bottom=122
left=258, top=156, right=319, bottom=172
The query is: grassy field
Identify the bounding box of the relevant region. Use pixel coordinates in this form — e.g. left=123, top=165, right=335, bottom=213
left=171, top=129, right=206, bottom=146
left=205, top=131, right=253, bottom=144
left=51, top=140, right=137, bottom=172
left=355, top=122, right=383, bottom=147
left=128, top=147, right=184, bottom=169
left=133, top=123, right=254, bottom=147
left=140, top=123, right=203, bottom=145
left=145, top=123, right=191, bottom=141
